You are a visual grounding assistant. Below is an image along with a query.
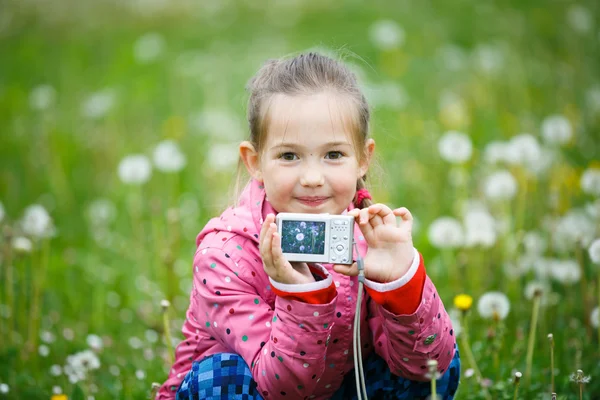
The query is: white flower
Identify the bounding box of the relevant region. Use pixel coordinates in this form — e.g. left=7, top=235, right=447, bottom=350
left=505, top=134, right=542, bottom=168
left=483, top=141, right=509, bottom=164
left=463, top=209, right=496, bottom=248
left=86, top=334, right=103, bottom=351
left=585, top=199, right=600, bottom=220
left=50, top=364, right=62, bottom=376
left=589, top=239, right=600, bottom=264
left=567, top=5, right=593, bottom=34
left=12, top=236, right=32, bottom=253
left=81, top=89, right=116, bottom=119
left=369, top=20, right=405, bottom=50
left=21, top=204, right=55, bottom=238
left=549, top=259, right=581, bottom=285
left=38, top=344, right=50, bottom=357
left=0, top=383, right=8, bottom=394
left=428, top=217, right=464, bottom=249
left=128, top=336, right=143, bottom=349
left=483, top=170, right=518, bottom=201
left=296, top=233, right=304, bottom=241
left=551, top=210, right=596, bottom=251
left=133, top=32, right=165, bottom=64
left=190, top=109, right=245, bottom=141
left=591, top=307, right=599, bottom=329
left=522, top=231, right=547, bottom=256
left=438, top=131, right=472, bottom=164
left=541, top=115, right=572, bottom=145
left=581, top=168, right=600, bottom=196
left=477, top=291, right=510, bottom=320
left=52, top=386, right=62, bottom=395
left=40, top=330, right=56, bottom=344
left=118, top=154, right=152, bottom=184
left=586, top=86, right=600, bottom=113
left=436, top=44, right=467, bottom=72
left=473, top=44, right=504, bottom=75
left=87, top=199, right=117, bottom=226
left=29, top=84, right=56, bottom=110
left=0, top=201, right=4, bottom=222
left=364, top=82, right=409, bottom=109
left=135, top=369, right=146, bottom=380
left=153, top=140, right=186, bottom=173
left=145, top=329, right=159, bottom=343
left=205, top=143, right=239, bottom=172
left=524, top=281, right=551, bottom=305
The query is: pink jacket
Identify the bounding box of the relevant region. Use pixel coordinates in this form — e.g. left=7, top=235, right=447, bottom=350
left=158, top=179, right=456, bottom=399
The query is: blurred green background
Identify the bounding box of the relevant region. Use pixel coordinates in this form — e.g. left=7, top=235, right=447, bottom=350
left=1, top=0, right=600, bottom=398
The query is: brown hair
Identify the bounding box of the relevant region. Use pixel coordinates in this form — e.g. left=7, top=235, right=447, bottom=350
left=235, top=51, right=374, bottom=208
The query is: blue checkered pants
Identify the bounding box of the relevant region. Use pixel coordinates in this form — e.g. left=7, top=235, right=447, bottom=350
left=176, top=348, right=460, bottom=399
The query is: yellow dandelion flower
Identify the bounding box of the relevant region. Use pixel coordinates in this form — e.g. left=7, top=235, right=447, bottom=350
left=51, top=395, right=68, bottom=400
left=454, top=294, right=473, bottom=311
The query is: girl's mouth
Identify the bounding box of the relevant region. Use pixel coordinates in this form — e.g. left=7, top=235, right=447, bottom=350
left=296, top=197, right=329, bottom=207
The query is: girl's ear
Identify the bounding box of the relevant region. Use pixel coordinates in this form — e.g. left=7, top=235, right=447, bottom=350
left=239, top=141, right=263, bottom=181
left=358, top=138, right=375, bottom=177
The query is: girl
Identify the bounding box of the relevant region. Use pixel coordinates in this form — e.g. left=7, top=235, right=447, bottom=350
left=158, top=52, right=460, bottom=400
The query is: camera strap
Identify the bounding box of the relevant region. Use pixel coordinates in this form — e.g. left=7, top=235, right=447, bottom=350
left=352, top=241, right=368, bottom=400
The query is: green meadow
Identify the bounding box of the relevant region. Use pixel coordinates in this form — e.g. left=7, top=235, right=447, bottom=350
left=1, top=0, right=599, bottom=398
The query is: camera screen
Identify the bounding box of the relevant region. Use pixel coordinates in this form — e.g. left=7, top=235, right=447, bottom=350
left=280, top=220, right=326, bottom=255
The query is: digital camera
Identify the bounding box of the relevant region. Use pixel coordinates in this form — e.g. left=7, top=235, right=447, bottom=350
left=275, top=213, right=354, bottom=265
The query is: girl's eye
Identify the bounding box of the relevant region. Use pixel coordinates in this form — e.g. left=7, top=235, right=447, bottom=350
left=326, top=151, right=344, bottom=160
left=279, top=152, right=298, bottom=161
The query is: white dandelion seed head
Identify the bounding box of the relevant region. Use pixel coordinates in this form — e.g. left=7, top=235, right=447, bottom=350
left=29, top=84, right=56, bottom=110
left=205, top=143, right=239, bottom=172
left=296, top=233, right=304, bottom=241
left=477, top=291, right=510, bottom=320
left=580, top=168, right=600, bottom=197
left=153, top=140, right=187, bottom=173
left=436, top=44, right=467, bottom=72
left=364, top=81, right=409, bottom=110
left=567, top=5, right=594, bottom=34
left=38, top=344, right=50, bottom=357
left=585, top=86, right=600, bottom=114
left=523, top=231, right=547, bottom=256
left=369, top=20, right=405, bottom=50
left=117, top=154, right=152, bottom=185
left=190, top=109, right=245, bottom=141
left=81, top=89, right=116, bottom=120
left=128, top=336, right=143, bottom=349
left=524, top=280, right=549, bottom=302
left=483, top=170, right=518, bottom=201
left=483, top=141, right=509, bottom=164
left=50, top=364, right=62, bottom=376
left=427, top=217, right=464, bottom=249
left=133, top=32, right=165, bottom=64
left=589, top=239, right=600, bottom=264
left=541, top=115, right=573, bottom=145
left=63, top=328, right=74, bottom=341
left=505, top=133, right=542, bottom=168
left=52, top=386, right=62, bottom=395
left=135, top=369, right=146, bottom=380
left=12, top=236, right=33, bottom=253
left=438, top=130, right=473, bottom=164
left=0, top=383, right=9, bottom=394
left=21, top=204, right=55, bottom=238
left=145, top=329, right=159, bottom=343
left=299, top=245, right=305, bottom=251
left=549, top=259, right=581, bottom=285
left=40, top=330, right=56, bottom=344
left=463, top=208, right=497, bottom=248
left=86, top=334, right=103, bottom=351
left=86, top=198, right=117, bottom=226
left=109, top=365, right=120, bottom=376
left=591, top=307, right=599, bottom=329
left=551, top=209, right=596, bottom=251
left=472, top=43, right=504, bottom=75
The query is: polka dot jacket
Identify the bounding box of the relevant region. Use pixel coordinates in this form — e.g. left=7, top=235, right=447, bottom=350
left=157, top=179, right=456, bottom=400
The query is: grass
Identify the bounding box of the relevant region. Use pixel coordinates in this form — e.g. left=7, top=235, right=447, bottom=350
left=1, top=0, right=599, bottom=398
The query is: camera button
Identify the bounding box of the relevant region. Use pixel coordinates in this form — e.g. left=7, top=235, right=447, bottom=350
left=336, top=244, right=344, bottom=252
left=332, top=256, right=337, bottom=261
left=332, top=235, right=337, bottom=240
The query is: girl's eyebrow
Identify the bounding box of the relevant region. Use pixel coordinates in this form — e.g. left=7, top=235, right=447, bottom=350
left=271, top=141, right=352, bottom=151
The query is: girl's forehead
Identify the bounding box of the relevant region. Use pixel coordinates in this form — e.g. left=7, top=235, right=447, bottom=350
left=265, top=92, right=357, bottom=146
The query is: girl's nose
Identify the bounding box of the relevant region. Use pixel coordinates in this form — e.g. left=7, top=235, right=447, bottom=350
left=300, top=168, right=325, bottom=187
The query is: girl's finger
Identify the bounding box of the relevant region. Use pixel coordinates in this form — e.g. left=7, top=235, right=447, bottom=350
left=271, top=230, right=285, bottom=272
left=357, top=208, right=375, bottom=243
left=367, top=204, right=385, bottom=228
left=259, top=213, right=274, bottom=243
left=332, top=262, right=359, bottom=277
left=393, top=207, right=413, bottom=223
left=261, top=223, right=276, bottom=270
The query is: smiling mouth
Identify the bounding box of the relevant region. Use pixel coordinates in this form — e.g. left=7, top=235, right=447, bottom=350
left=296, top=197, right=329, bottom=206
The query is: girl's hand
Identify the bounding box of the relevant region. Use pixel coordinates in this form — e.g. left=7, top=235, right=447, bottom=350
left=259, top=214, right=316, bottom=285
left=333, top=204, right=414, bottom=283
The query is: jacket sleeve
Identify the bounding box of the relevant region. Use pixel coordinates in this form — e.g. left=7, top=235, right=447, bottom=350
left=364, top=249, right=457, bottom=381
left=185, top=243, right=340, bottom=399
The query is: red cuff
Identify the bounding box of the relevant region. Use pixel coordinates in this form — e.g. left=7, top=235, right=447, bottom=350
left=364, top=253, right=426, bottom=315
left=270, top=264, right=337, bottom=304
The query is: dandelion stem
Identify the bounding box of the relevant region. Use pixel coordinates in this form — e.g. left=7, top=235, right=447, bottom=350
left=26, top=238, right=50, bottom=360
left=525, top=293, right=541, bottom=385
left=576, top=246, right=592, bottom=339
left=2, top=233, right=14, bottom=348
left=162, top=301, right=175, bottom=366
left=549, top=334, right=555, bottom=393
left=597, top=274, right=600, bottom=352
left=460, top=312, right=491, bottom=400
left=513, top=372, right=522, bottom=400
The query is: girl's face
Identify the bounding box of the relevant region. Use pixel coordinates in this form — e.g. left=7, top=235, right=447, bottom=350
left=241, top=91, right=374, bottom=215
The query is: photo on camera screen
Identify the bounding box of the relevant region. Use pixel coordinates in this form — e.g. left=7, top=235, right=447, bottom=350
left=280, top=220, right=326, bottom=255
